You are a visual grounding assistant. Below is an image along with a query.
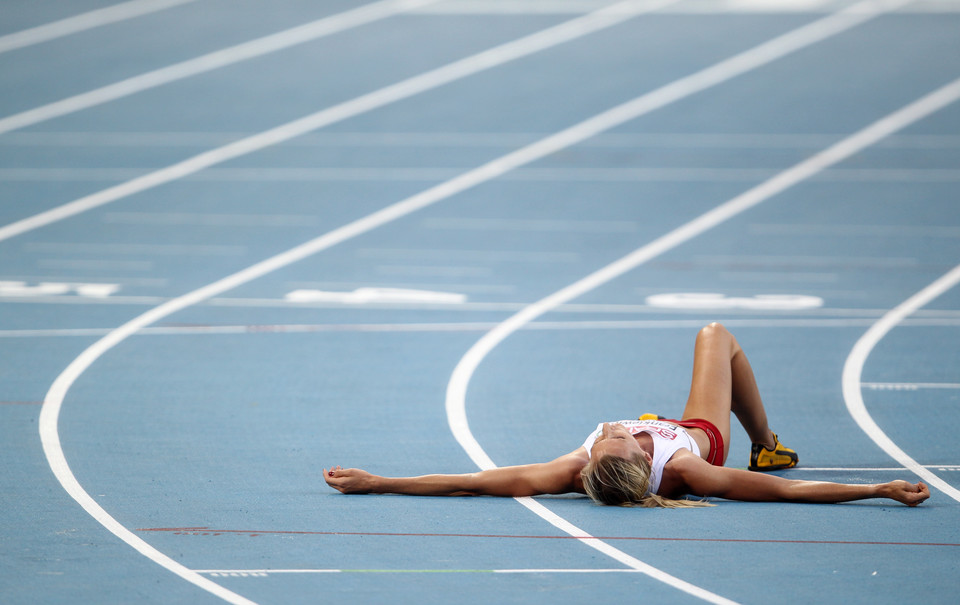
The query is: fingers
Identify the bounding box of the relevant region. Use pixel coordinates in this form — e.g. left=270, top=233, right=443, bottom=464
left=321, top=466, right=374, bottom=495
left=322, top=466, right=346, bottom=491
left=903, top=481, right=930, bottom=507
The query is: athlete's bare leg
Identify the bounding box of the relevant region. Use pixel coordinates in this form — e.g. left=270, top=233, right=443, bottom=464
left=680, top=323, right=778, bottom=461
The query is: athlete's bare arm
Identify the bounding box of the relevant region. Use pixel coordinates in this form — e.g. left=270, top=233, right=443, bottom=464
left=324, top=450, right=588, bottom=498
left=669, top=451, right=930, bottom=506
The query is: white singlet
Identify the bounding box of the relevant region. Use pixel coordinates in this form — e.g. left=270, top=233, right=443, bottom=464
left=581, top=420, right=701, bottom=495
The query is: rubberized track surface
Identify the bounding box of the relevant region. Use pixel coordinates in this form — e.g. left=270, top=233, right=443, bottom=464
left=1, top=1, right=958, bottom=603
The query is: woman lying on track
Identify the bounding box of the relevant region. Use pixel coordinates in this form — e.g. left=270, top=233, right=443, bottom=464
left=324, top=323, right=930, bottom=508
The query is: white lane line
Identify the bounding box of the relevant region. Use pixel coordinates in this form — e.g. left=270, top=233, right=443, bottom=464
left=6, top=317, right=960, bottom=339
left=36, top=4, right=914, bottom=602
left=0, top=0, right=674, bottom=244
left=443, top=75, right=958, bottom=605
left=0, top=0, right=199, bottom=54
left=526, top=497, right=740, bottom=605
left=8, top=286, right=960, bottom=318
left=194, top=568, right=645, bottom=575
left=862, top=382, right=960, bottom=390
left=842, top=263, right=960, bottom=504
left=495, top=568, right=650, bottom=573
left=7, top=284, right=960, bottom=318
left=0, top=0, right=441, bottom=136
left=789, top=466, right=960, bottom=472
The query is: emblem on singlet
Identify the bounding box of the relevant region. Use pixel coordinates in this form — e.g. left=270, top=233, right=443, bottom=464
left=622, top=420, right=678, bottom=440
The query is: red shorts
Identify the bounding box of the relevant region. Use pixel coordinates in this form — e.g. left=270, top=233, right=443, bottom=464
left=665, top=418, right=725, bottom=466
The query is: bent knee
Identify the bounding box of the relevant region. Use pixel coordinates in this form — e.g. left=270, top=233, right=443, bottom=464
left=698, top=322, right=730, bottom=340
left=696, top=322, right=739, bottom=352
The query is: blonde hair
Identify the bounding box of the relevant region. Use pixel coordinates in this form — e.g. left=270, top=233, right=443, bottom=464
left=580, top=453, right=714, bottom=508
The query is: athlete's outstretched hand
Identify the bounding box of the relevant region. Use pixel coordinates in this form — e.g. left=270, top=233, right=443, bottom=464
left=881, top=480, right=930, bottom=506
left=323, top=466, right=378, bottom=494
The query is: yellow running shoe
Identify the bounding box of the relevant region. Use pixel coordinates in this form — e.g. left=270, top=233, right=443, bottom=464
left=748, top=433, right=798, bottom=471
left=639, top=413, right=665, bottom=421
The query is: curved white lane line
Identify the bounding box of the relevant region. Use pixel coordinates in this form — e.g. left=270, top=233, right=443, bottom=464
left=39, top=347, right=258, bottom=605
left=444, top=76, right=960, bottom=602
left=0, top=0, right=199, bottom=54
left=518, top=496, right=738, bottom=603
left=0, top=0, right=442, bottom=136
left=38, top=191, right=503, bottom=604
left=842, top=264, right=960, bottom=503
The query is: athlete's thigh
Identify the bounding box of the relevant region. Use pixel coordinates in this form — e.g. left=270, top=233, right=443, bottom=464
left=680, top=326, right=733, bottom=447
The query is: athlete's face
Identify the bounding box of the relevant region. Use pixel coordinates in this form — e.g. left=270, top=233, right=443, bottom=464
left=591, top=422, right=650, bottom=463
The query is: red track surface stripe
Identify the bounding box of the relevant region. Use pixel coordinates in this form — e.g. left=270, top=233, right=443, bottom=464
left=137, top=527, right=960, bottom=547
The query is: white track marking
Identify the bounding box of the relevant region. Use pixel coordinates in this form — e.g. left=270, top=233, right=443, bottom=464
left=444, top=75, right=959, bottom=605
left=7, top=317, right=960, bottom=339
left=0, top=0, right=441, bottom=136
left=521, top=497, right=739, bottom=604
left=195, top=568, right=648, bottom=575
left=0, top=0, right=913, bottom=244
left=0, top=0, right=675, bottom=244
left=843, top=264, right=960, bottom=503
left=37, top=3, right=915, bottom=602
left=862, top=382, right=960, bottom=390
left=0, top=0, right=198, bottom=54
left=285, top=287, right=467, bottom=304
left=646, top=293, right=824, bottom=310
left=6, top=317, right=960, bottom=338
left=9, top=287, right=960, bottom=318
left=790, top=466, right=960, bottom=471
left=0, top=280, right=121, bottom=298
